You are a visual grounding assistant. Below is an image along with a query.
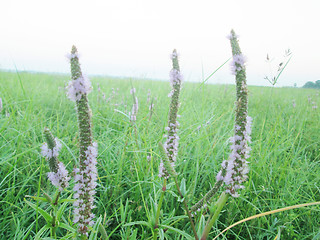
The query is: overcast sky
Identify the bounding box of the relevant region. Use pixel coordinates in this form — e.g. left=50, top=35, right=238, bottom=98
left=1, top=0, right=319, bottom=87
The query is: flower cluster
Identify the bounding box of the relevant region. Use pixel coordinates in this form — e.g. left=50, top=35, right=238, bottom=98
left=66, top=47, right=92, bottom=102
left=230, top=54, right=247, bottom=75
left=41, top=138, right=62, bottom=159
left=73, top=142, right=98, bottom=235
left=47, top=162, right=70, bottom=191
left=168, top=69, right=183, bottom=97
left=41, top=129, right=70, bottom=191
left=216, top=116, right=252, bottom=197
left=228, top=31, right=247, bottom=76
left=158, top=161, right=167, bottom=178
left=66, top=75, right=92, bottom=102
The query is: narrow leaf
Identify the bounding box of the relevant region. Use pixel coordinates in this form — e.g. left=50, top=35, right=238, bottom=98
left=160, top=224, right=193, bottom=240
left=89, top=216, right=102, bottom=240
left=34, top=225, right=50, bottom=240
left=24, top=199, right=52, bottom=223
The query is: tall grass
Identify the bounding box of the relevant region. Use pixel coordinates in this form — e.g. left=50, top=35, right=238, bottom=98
left=0, top=70, right=320, bottom=239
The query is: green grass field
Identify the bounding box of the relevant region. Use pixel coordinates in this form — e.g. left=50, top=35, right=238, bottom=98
left=0, top=70, right=319, bottom=239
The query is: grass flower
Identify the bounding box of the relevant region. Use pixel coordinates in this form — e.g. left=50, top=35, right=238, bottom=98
left=159, top=49, right=183, bottom=179
left=67, top=45, right=97, bottom=236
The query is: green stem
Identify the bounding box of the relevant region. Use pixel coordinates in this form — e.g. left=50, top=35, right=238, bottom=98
left=53, top=191, right=60, bottom=206
left=173, top=178, right=199, bottom=240
left=200, top=192, right=229, bottom=240
left=153, top=179, right=167, bottom=240
left=50, top=213, right=57, bottom=238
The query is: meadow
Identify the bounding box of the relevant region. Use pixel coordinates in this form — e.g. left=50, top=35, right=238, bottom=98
left=0, top=70, right=320, bottom=239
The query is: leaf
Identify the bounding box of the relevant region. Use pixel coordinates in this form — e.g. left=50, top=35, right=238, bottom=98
left=89, top=216, right=102, bottom=240
left=98, top=222, right=108, bottom=240
left=22, top=222, right=35, bottom=240
left=123, top=221, right=152, bottom=229
left=58, top=198, right=75, bottom=204
left=273, top=226, right=281, bottom=240
left=34, top=225, right=50, bottom=240
left=159, top=229, right=164, bottom=240
left=161, top=215, right=187, bottom=225
left=25, top=195, right=48, bottom=202
left=128, top=229, right=138, bottom=240
left=56, top=233, right=77, bottom=240
left=24, top=199, right=53, bottom=224
left=197, top=215, right=206, bottom=237
left=57, top=195, right=72, bottom=221
left=59, top=223, right=76, bottom=233
left=160, top=224, right=193, bottom=240
left=180, top=178, right=186, bottom=196
left=41, top=190, right=53, bottom=203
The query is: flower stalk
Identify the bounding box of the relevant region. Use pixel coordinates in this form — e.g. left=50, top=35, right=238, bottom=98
left=199, top=30, right=252, bottom=239
left=217, top=29, right=252, bottom=197
left=159, top=49, right=183, bottom=179
left=67, top=46, right=97, bottom=237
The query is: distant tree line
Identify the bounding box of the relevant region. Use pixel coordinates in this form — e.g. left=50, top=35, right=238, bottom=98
left=302, top=80, right=320, bottom=89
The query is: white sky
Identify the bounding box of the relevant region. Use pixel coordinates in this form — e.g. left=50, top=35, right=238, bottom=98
left=1, top=0, right=319, bottom=87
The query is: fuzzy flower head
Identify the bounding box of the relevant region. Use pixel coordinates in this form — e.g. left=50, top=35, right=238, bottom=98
left=41, top=128, right=69, bottom=191
left=41, top=138, right=62, bottom=159
left=228, top=30, right=247, bottom=75
left=230, top=54, right=247, bottom=75
left=168, top=49, right=183, bottom=92
left=66, top=46, right=92, bottom=102
left=42, top=128, right=63, bottom=173
left=48, top=162, right=70, bottom=191
left=169, top=69, right=183, bottom=89
left=216, top=116, right=252, bottom=197
left=67, top=75, right=92, bottom=102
